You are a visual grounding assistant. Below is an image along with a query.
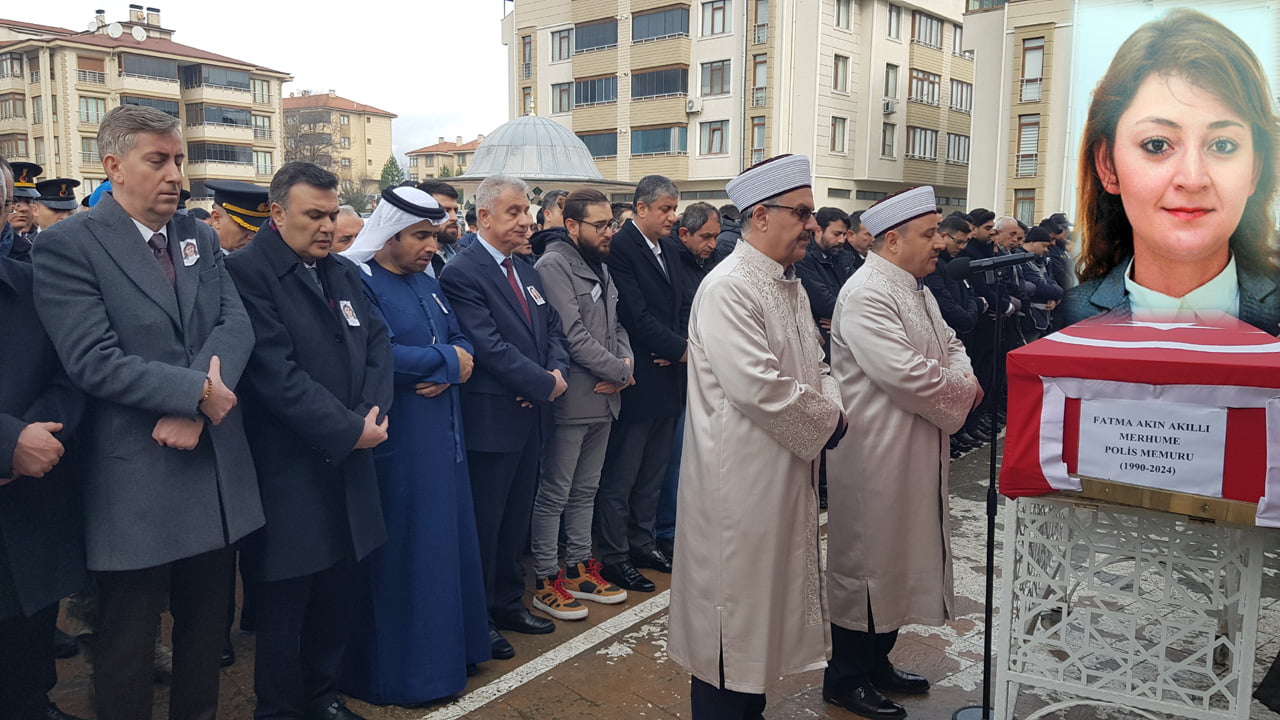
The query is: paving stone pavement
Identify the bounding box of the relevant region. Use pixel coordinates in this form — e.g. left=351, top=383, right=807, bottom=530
left=47, top=447, right=1280, bottom=719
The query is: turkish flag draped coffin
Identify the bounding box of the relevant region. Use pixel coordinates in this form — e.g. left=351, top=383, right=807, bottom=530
left=999, top=315, right=1280, bottom=526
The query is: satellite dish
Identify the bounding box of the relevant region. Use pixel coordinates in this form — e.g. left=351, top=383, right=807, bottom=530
left=131, top=25, right=147, bottom=42
left=87, top=20, right=101, bottom=32
left=106, top=22, right=122, bottom=38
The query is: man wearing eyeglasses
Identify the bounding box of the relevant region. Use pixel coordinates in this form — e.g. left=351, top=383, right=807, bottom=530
left=529, top=189, right=633, bottom=622
left=4, top=161, right=42, bottom=262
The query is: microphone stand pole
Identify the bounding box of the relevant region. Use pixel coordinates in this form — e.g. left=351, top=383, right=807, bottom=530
left=953, top=266, right=1009, bottom=720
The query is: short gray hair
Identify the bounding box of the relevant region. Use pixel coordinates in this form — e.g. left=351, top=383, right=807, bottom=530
left=634, top=175, right=679, bottom=207
left=337, top=205, right=360, bottom=218
left=476, top=174, right=529, bottom=212
left=994, top=215, right=1018, bottom=233
left=98, top=104, right=181, bottom=160
left=678, top=202, right=719, bottom=234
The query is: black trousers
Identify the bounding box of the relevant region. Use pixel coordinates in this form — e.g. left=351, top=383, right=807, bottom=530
left=252, top=558, right=356, bottom=719
left=595, top=415, right=677, bottom=564
left=468, top=431, right=540, bottom=618
left=825, top=603, right=898, bottom=692
left=93, top=546, right=233, bottom=720
left=0, top=602, right=58, bottom=720
left=690, top=676, right=766, bottom=720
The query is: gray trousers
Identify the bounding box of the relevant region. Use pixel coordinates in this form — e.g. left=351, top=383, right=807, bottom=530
left=531, top=421, right=613, bottom=579
left=595, top=415, right=678, bottom=565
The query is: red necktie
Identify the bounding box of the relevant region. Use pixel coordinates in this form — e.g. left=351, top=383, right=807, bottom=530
left=502, top=257, right=532, bottom=324
left=149, top=233, right=176, bottom=289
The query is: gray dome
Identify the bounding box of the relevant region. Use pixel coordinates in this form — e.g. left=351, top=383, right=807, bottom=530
left=460, top=115, right=605, bottom=181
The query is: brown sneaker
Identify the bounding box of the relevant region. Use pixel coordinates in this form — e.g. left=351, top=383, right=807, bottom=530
left=533, top=571, right=588, bottom=620
left=563, top=559, right=628, bottom=605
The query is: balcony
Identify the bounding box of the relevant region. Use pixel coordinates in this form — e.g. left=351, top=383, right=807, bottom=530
left=255, top=164, right=274, bottom=177
left=750, top=87, right=766, bottom=108
left=0, top=73, right=23, bottom=93
left=119, top=73, right=181, bottom=97
left=0, top=114, right=26, bottom=133
left=182, top=83, right=252, bottom=106
left=908, top=94, right=940, bottom=107
left=1020, top=78, right=1042, bottom=103
left=76, top=69, right=106, bottom=85
left=752, top=23, right=768, bottom=44
left=750, top=148, right=764, bottom=165
left=81, top=151, right=101, bottom=163
left=185, top=160, right=255, bottom=180
left=79, top=111, right=106, bottom=124
left=253, top=93, right=273, bottom=105
left=254, top=127, right=272, bottom=140
left=1015, top=152, right=1038, bottom=177
left=521, top=63, right=532, bottom=79
left=184, top=122, right=255, bottom=143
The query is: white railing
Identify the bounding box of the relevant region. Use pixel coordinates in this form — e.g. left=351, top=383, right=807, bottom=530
left=255, top=164, right=274, bottom=176
left=1020, top=78, right=1042, bottom=102
left=120, top=72, right=178, bottom=83
left=521, top=63, right=532, bottom=79
left=29, top=71, right=39, bottom=83
left=81, top=151, right=101, bottom=163
left=80, top=111, right=105, bottom=124
left=1015, top=152, right=1038, bottom=177
left=253, top=93, right=273, bottom=105
left=752, top=23, right=768, bottom=43
left=750, top=148, right=764, bottom=164
left=76, top=69, right=106, bottom=84
left=750, top=86, right=766, bottom=107
left=254, top=127, right=272, bottom=140
left=908, top=94, right=940, bottom=106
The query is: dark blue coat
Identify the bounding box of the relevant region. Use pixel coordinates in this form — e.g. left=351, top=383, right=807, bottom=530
left=225, top=224, right=393, bottom=582
left=925, top=254, right=980, bottom=336
left=438, top=237, right=570, bottom=454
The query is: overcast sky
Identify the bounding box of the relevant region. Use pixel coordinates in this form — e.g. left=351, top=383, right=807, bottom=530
left=17, top=1, right=513, bottom=159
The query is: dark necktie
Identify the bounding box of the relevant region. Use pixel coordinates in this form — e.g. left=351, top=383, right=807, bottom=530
left=149, top=233, right=176, bottom=289
left=304, top=263, right=323, bottom=294
left=501, top=257, right=532, bottom=324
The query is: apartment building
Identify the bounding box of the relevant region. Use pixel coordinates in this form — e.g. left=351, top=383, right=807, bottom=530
left=405, top=135, right=485, bottom=182
left=282, top=91, right=396, bottom=196
left=965, top=0, right=1276, bottom=225
left=0, top=7, right=290, bottom=201
left=503, top=0, right=970, bottom=210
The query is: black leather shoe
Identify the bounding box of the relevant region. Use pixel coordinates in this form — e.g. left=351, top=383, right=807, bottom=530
left=655, top=536, right=675, bottom=560
left=307, top=698, right=366, bottom=720
left=823, top=683, right=906, bottom=717
left=630, top=547, right=673, bottom=573
left=601, top=561, right=656, bottom=592
left=488, top=623, right=514, bottom=659
left=53, top=628, right=80, bottom=659
left=43, top=704, right=88, bottom=720
left=954, top=432, right=980, bottom=448
left=871, top=665, right=931, bottom=695
left=492, top=607, right=555, bottom=635
left=950, top=447, right=964, bottom=460
left=967, top=427, right=993, bottom=443
left=220, top=637, right=235, bottom=668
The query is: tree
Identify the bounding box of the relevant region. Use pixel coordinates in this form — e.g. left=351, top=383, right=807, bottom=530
left=379, top=156, right=406, bottom=190
left=339, top=180, right=371, bottom=214
left=282, top=108, right=339, bottom=168
left=439, top=166, right=453, bottom=178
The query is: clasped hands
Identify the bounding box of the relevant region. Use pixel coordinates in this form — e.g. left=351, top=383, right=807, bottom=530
left=153, top=355, right=236, bottom=451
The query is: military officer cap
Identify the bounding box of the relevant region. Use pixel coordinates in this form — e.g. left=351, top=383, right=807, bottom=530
left=35, top=178, right=81, bottom=211
left=10, top=161, right=42, bottom=199
left=205, top=179, right=270, bottom=232
left=178, top=188, right=191, bottom=210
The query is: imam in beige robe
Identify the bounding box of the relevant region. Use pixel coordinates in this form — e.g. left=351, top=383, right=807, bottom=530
left=826, top=250, right=977, bottom=633
left=668, top=241, right=844, bottom=694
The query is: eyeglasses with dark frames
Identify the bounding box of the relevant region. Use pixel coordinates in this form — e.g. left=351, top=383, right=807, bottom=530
left=762, top=204, right=814, bottom=223
left=578, top=218, right=621, bottom=233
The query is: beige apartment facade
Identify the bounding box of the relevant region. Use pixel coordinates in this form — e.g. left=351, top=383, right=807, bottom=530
left=405, top=136, right=484, bottom=182
left=0, top=10, right=289, bottom=202
left=503, top=0, right=970, bottom=210
left=282, top=91, right=395, bottom=196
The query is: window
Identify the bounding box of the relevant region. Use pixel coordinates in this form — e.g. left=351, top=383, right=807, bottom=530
left=633, top=7, right=689, bottom=42
left=552, top=82, right=573, bottom=113
left=578, top=132, right=618, bottom=159
left=253, top=114, right=271, bottom=140
left=906, top=127, right=937, bottom=160
left=341, top=158, right=351, bottom=168
left=252, top=78, right=271, bottom=104
left=425, top=156, right=435, bottom=167
left=701, top=60, right=730, bottom=96
left=631, top=126, right=687, bottom=155
left=83, top=178, right=102, bottom=194
left=1017, top=114, right=1040, bottom=177
left=908, top=69, right=940, bottom=105
left=121, top=95, right=179, bottom=118
left=0, top=53, right=21, bottom=79
left=30, top=96, right=41, bottom=124
left=857, top=190, right=887, bottom=202
left=911, top=11, right=942, bottom=48
left=753, top=0, right=769, bottom=42
left=946, top=133, right=970, bottom=165
left=881, top=123, right=896, bottom=157
left=521, top=87, right=533, bottom=115
left=79, top=137, right=98, bottom=163
left=887, top=4, right=901, bottom=39
left=185, top=104, right=251, bottom=127
left=702, top=0, right=729, bottom=36
left=755, top=0, right=769, bottom=23
left=832, top=0, right=852, bottom=29
left=253, top=150, right=272, bottom=175
left=520, top=35, right=532, bottom=80
left=188, top=142, right=253, bottom=164
left=574, top=20, right=617, bottom=53
left=340, top=137, right=351, bottom=148
left=79, top=96, right=106, bottom=124
left=76, top=55, right=106, bottom=84
left=339, top=114, right=350, bottom=125
left=830, top=116, right=847, bottom=153
left=884, top=64, right=898, bottom=97
left=0, top=134, right=27, bottom=161
left=750, top=115, right=766, bottom=163
left=0, top=94, right=24, bottom=120
left=295, top=109, right=331, bottom=125
left=832, top=54, right=849, bottom=92
left=408, top=156, right=418, bottom=168
left=181, top=65, right=250, bottom=90
left=950, top=80, right=972, bottom=113
left=552, top=29, right=573, bottom=61
left=120, top=53, right=177, bottom=80
left=700, top=120, right=728, bottom=155
left=574, top=76, right=617, bottom=106
left=952, top=24, right=967, bottom=56
left=632, top=67, right=688, bottom=99
left=1021, top=37, right=1044, bottom=102
left=1014, top=189, right=1036, bottom=226
left=750, top=54, right=768, bottom=106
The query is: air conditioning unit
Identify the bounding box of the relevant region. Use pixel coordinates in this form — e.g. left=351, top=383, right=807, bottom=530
left=882, top=98, right=898, bottom=114
left=686, top=98, right=703, bottom=113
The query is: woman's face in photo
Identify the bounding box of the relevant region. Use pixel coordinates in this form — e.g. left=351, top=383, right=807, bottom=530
left=1095, top=73, right=1260, bottom=264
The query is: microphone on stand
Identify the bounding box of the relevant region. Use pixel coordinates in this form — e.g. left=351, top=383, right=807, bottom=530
left=944, top=253, right=1038, bottom=281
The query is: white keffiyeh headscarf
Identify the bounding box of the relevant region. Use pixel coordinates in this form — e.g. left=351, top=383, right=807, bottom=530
left=341, top=186, right=449, bottom=274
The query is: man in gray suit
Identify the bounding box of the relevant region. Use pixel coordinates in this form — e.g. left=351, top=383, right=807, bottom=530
left=32, top=104, right=263, bottom=720
left=530, top=189, right=633, bottom=621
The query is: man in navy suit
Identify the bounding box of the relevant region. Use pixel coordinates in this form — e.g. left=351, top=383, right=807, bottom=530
left=439, top=174, right=570, bottom=659
left=595, top=175, right=688, bottom=593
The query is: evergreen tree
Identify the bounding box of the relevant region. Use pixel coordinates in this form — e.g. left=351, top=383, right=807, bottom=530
left=379, top=156, right=406, bottom=190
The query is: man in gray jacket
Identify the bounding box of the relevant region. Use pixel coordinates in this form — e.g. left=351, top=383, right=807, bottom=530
left=32, top=105, right=262, bottom=720
left=530, top=189, right=633, bottom=621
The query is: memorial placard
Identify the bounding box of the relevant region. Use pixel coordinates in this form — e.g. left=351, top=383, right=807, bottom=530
left=1077, top=398, right=1227, bottom=495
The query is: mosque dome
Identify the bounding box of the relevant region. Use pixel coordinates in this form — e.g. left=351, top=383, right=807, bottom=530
left=460, top=115, right=607, bottom=181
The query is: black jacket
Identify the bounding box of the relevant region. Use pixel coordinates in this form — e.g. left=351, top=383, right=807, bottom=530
left=530, top=225, right=570, bottom=258
left=609, top=220, right=689, bottom=419
left=710, top=216, right=741, bottom=264
left=795, top=241, right=848, bottom=322
left=925, top=253, right=980, bottom=336
left=225, top=224, right=393, bottom=582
